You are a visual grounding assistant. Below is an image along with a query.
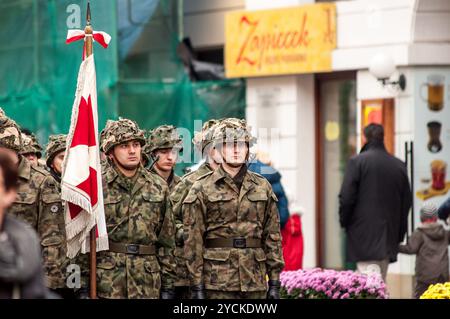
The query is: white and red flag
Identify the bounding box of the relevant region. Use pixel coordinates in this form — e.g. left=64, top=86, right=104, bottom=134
left=62, top=30, right=110, bottom=258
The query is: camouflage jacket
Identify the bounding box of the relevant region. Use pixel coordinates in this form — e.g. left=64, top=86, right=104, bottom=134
left=182, top=165, right=284, bottom=292
left=97, top=162, right=176, bottom=299
left=37, top=173, right=88, bottom=290
left=169, top=173, right=181, bottom=192
left=169, top=163, right=212, bottom=286
left=150, top=168, right=181, bottom=192
left=9, top=157, right=48, bottom=229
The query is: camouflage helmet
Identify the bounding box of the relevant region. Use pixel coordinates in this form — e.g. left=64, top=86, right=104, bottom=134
left=192, top=119, right=220, bottom=152
left=146, top=125, right=182, bottom=154
left=45, top=134, right=67, bottom=168
left=20, top=133, right=43, bottom=158
left=100, top=118, right=146, bottom=154
left=0, top=115, right=22, bottom=152
left=212, top=118, right=256, bottom=146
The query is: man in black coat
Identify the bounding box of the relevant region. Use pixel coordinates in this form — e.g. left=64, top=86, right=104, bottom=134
left=339, top=124, right=412, bottom=282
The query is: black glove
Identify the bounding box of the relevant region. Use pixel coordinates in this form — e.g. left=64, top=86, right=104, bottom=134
left=160, top=287, right=176, bottom=299
left=190, top=284, right=206, bottom=299
left=267, top=280, right=280, bottom=299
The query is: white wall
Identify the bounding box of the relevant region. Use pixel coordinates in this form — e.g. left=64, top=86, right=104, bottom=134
left=246, top=74, right=317, bottom=268
left=333, top=0, right=450, bottom=70
left=183, top=0, right=245, bottom=48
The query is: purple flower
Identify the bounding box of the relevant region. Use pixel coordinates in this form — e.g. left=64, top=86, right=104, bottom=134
left=280, top=268, right=387, bottom=299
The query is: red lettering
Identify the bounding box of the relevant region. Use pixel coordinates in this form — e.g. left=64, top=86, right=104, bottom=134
left=236, top=15, right=259, bottom=66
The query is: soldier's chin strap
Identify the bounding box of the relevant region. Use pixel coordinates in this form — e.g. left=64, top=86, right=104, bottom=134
left=148, top=154, right=160, bottom=171
left=246, top=152, right=256, bottom=165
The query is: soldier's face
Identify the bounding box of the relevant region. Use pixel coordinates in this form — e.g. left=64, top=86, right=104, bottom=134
left=51, top=151, right=65, bottom=175
left=155, top=148, right=178, bottom=172
left=111, top=140, right=142, bottom=170
left=24, top=153, right=38, bottom=166
left=221, top=141, right=248, bottom=166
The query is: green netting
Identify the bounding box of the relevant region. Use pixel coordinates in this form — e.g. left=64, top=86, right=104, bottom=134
left=0, top=0, right=119, bottom=145
left=0, top=0, right=245, bottom=175
left=119, top=78, right=246, bottom=173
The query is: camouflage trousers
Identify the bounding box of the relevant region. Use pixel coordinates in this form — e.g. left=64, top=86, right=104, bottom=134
left=206, top=290, right=267, bottom=299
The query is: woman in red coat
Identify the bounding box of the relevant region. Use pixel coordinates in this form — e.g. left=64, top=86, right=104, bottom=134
left=281, top=206, right=304, bottom=271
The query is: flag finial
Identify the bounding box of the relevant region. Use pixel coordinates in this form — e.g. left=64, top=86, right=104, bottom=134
left=86, top=2, right=91, bottom=26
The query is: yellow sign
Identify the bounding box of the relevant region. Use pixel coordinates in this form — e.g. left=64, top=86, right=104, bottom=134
left=225, top=3, right=336, bottom=78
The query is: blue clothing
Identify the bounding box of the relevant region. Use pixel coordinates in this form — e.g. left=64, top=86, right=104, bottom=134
left=438, top=196, right=450, bottom=221
left=248, top=160, right=289, bottom=229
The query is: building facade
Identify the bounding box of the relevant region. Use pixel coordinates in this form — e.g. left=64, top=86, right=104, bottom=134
left=184, top=0, right=450, bottom=297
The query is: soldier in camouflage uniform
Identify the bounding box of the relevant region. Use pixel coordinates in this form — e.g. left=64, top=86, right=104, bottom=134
left=98, top=118, right=176, bottom=299
left=19, top=132, right=43, bottom=167
left=182, top=118, right=284, bottom=299
left=0, top=110, right=47, bottom=229
left=170, top=119, right=220, bottom=299
left=37, top=134, right=82, bottom=298
left=145, top=125, right=183, bottom=191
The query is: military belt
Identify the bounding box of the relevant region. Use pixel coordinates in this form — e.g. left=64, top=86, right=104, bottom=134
left=205, top=238, right=262, bottom=249
left=108, top=241, right=156, bottom=255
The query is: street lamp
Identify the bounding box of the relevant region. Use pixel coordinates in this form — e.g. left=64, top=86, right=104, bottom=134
left=369, top=53, right=406, bottom=91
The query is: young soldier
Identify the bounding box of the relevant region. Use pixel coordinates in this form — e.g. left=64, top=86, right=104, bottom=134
left=98, top=118, right=176, bottom=299
left=183, top=118, right=284, bottom=299
left=19, top=132, right=43, bottom=167
left=146, top=125, right=183, bottom=191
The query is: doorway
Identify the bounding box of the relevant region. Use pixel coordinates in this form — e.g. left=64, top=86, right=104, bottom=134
left=316, top=72, right=357, bottom=269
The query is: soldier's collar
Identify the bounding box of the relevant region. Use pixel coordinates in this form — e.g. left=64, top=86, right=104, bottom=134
left=211, top=165, right=227, bottom=184
left=248, top=171, right=260, bottom=185
left=17, top=156, right=31, bottom=181
left=104, top=161, right=119, bottom=184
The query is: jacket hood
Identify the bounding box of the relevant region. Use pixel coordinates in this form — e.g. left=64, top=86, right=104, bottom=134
left=419, top=223, right=446, bottom=240
left=247, top=160, right=281, bottom=183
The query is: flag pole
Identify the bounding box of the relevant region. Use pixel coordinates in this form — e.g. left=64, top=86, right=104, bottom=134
left=84, top=2, right=97, bottom=300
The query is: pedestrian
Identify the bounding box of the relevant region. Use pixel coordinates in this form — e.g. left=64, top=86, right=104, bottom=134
left=398, top=203, right=450, bottom=298
left=98, top=118, right=176, bottom=299
left=170, top=119, right=220, bottom=299
left=0, top=153, right=53, bottom=299
left=437, top=196, right=450, bottom=222
left=281, top=205, right=304, bottom=271
left=339, top=123, right=412, bottom=282
left=145, top=125, right=183, bottom=191
left=248, top=152, right=289, bottom=229
left=0, top=110, right=47, bottom=229
left=182, top=118, right=284, bottom=299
